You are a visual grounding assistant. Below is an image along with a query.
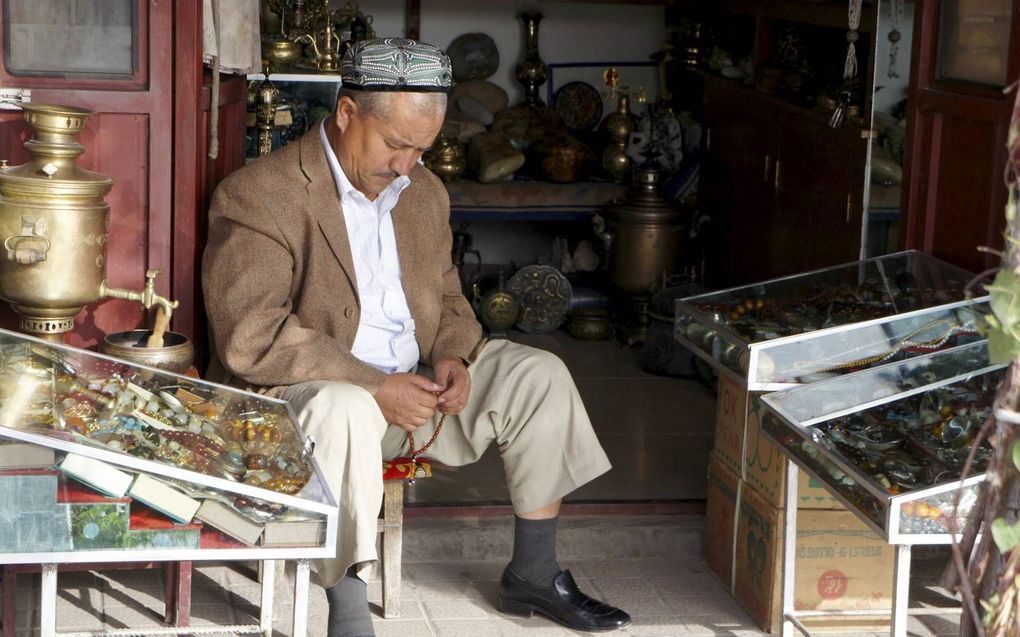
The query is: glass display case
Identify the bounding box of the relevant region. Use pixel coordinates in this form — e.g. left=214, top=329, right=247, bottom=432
left=0, top=327, right=337, bottom=563
left=675, top=250, right=987, bottom=390
left=761, top=341, right=1000, bottom=544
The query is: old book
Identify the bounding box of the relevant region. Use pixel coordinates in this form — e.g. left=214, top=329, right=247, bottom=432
left=0, top=442, right=55, bottom=470
left=126, top=506, right=202, bottom=550
left=128, top=474, right=201, bottom=524
left=59, top=453, right=133, bottom=498
left=194, top=499, right=263, bottom=546
left=262, top=515, right=326, bottom=547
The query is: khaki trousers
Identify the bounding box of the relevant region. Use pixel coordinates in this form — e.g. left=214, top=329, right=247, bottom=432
left=281, top=339, right=612, bottom=588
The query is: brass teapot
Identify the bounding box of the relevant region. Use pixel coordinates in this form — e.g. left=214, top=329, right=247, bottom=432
left=298, top=21, right=342, bottom=72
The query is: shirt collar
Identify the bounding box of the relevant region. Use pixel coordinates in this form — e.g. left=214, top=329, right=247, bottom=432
left=319, top=120, right=410, bottom=207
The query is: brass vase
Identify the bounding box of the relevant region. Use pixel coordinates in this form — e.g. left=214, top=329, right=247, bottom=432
left=514, top=13, right=548, bottom=105
left=600, top=92, right=634, bottom=183
left=0, top=103, right=177, bottom=340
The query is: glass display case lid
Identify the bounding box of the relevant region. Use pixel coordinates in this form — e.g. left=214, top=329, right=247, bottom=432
left=761, top=341, right=1000, bottom=542
left=675, top=250, right=986, bottom=389
left=0, top=327, right=336, bottom=517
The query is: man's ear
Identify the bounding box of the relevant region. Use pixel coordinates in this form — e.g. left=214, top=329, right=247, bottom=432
left=334, top=96, right=357, bottom=133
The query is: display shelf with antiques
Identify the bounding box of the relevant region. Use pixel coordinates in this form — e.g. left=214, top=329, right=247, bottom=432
left=759, top=340, right=1000, bottom=637
left=0, top=327, right=336, bottom=563
left=675, top=250, right=987, bottom=391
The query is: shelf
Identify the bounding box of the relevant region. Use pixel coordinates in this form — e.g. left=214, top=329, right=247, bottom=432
left=246, top=72, right=341, bottom=83
left=446, top=179, right=626, bottom=222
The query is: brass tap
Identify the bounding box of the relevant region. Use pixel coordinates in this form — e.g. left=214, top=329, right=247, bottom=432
left=99, top=268, right=179, bottom=318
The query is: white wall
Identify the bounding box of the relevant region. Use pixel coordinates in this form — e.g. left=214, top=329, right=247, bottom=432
left=365, top=0, right=667, bottom=104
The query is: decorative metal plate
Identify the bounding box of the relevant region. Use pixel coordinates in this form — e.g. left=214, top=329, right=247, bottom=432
left=506, top=265, right=572, bottom=334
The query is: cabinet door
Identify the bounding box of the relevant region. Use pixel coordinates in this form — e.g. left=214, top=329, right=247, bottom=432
left=0, top=0, right=173, bottom=349
left=702, top=79, right=779, bottom=287
left=772, top=120, right=866, bottom=277
left=902, top=0, right=1019, bottom=273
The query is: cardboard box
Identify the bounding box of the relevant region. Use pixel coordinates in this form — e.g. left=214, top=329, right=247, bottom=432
left=713, top=376, right=844, bottom=510
left=705, top=451, right=740, bottom=587
left=734, top=482, right=894, bottom=633
left=714, top=373, right=746, bottom=475
left=744, top=396, right=844, bottom=510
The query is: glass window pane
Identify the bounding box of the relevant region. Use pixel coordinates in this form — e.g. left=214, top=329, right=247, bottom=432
left=936, top=0, right=1012, bottom=87
left=4, top=0, right=136, bottom=78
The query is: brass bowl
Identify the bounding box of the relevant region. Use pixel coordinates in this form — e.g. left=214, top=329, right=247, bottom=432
left=100, top=330, right=195, bottom=374
left=262, top=37, right=302, bottom=69
left=567, top=307, right=612, bottom=341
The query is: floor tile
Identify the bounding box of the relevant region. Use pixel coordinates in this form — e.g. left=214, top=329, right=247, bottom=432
left=431, top=618, right=500, bottom=636
left=422, top=598, right=491, bottom=620
left=372, top=619, right=435, bottom=637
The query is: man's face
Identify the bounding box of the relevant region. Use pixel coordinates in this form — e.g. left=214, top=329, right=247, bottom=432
left=333, top=93, right=444, bottom=199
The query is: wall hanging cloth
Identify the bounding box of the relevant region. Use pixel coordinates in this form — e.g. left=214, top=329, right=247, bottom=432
left=202, top=0, right=261, bottom=159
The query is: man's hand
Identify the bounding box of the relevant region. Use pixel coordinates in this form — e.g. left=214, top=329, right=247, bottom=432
left=373, top=373, right=441, bottom=432
left=433, top=356, right=471, bottom=415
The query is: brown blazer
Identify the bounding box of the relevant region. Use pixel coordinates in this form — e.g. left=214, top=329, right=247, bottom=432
left=202, top=126, right=484, bottom=397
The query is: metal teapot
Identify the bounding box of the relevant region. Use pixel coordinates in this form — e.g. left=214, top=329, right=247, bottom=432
left=298, top=21, right=341, bottom=72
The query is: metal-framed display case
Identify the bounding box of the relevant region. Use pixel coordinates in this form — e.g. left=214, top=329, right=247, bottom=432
left=675, top=250, right=987, bottom=390
left=760, top=340, right=1000, bottom=637
left=0, top=328, right=337, bottom=637
left=761, top=340, right=1000, bottom=544
left=0, top=327, right=337, bottom=561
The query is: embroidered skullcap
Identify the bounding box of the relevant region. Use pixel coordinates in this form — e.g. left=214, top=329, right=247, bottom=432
left=341, top=38, right=452, bottom=93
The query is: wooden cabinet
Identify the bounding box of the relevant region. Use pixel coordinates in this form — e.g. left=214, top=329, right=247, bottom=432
left=692, top=1, right=876, bottom=287
left=702, top=76, right=866, bottom=287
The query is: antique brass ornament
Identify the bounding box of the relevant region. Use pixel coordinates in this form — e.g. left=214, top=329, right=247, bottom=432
left=298, top=21, right=342, bottom=72
left=261, top=36, right=302, bottom=73
left=423, top=133, right=466, bottom=183
left=600, top=165, right=687, bottom=345
left=255, top=78, right=280, bottom=157
left=514, top=13, right=548, bottom=106
left=600, top=92, right=634, bottom=183
left=473, top=272, right=521, bottom=335
left=0, top=103, right=178, bottom=341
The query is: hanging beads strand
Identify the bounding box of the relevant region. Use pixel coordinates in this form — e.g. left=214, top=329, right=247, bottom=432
left=887, top=0, right=904, bottom=79
left=844, top=0, right=864, bottom=81
left=831, top=0, right=864, bottom=129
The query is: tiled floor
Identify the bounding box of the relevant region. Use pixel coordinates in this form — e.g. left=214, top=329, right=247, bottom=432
left=0, top=332, right=965, bottom=635
left=407, top=332, right=718, bottom=506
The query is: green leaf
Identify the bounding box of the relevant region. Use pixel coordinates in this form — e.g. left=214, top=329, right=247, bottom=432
left=990, top=518, right=1020, bottom=553
left=985, top=269, right=1020, bottom=362
left=987, top=324, right=1020, bottom=364
left=1013, top=441, right=1020, bottom=472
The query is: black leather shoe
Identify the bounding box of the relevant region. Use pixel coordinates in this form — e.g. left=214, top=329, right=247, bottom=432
left=498, top=567, right=631, bottom=632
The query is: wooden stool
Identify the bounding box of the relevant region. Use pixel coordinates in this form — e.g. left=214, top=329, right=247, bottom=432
left=378, top=458, right=431, bottom=619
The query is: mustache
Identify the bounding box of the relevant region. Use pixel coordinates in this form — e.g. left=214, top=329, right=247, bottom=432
left=375, top=171, right=400, bottom=180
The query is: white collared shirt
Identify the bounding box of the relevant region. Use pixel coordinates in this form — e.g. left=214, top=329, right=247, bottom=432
left=320, top=121, right=419, bottom=373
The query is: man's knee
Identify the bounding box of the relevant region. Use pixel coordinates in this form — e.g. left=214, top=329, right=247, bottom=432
left=296, top=382, right=386, bottom=439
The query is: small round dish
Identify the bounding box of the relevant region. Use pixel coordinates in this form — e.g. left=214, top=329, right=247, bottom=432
left=553, top=81, right=603, bottom=131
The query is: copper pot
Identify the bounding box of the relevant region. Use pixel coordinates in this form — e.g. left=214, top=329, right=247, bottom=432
left=567, top=307, right=612, bottom=341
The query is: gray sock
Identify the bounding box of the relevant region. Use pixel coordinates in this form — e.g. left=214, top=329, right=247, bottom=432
left=325, top=566, right=375, bottom=637
left=508, top=516, right=561, bottom=587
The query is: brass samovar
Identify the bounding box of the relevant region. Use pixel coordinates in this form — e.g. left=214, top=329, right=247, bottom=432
left=600, top=165, right=688, bottom=345
left=0, top=103, right=177, bottom=341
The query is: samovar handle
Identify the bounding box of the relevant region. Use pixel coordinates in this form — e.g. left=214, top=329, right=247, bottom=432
left=4, top=217, right=50, bottom=264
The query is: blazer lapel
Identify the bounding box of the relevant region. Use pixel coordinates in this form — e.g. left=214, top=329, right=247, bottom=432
left=392, top=175, right=425, bottom=321
left=299, top=127, right=358, bottom=293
